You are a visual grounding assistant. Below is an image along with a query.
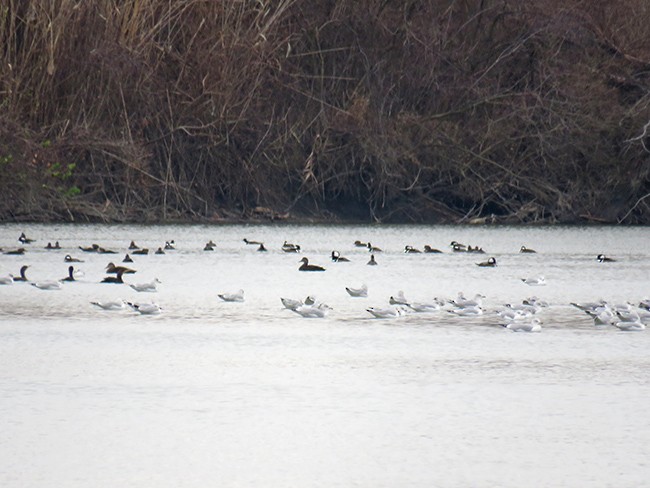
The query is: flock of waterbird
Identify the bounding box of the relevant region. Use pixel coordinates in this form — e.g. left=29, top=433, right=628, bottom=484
left=1, top=231, right=648, bottom=331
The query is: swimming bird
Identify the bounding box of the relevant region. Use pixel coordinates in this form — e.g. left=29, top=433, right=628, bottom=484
left=31, top=280, right=63, bottom=291
left=129, top=278, right=161, bottom=293
left=106, top=262, right=136, bottom=274
left=449, top=306, right=484, bottom=317
left=291, top=303, right=331, bottom=318
left=243, top=238, right=262, bottom=245
left=354, top=240, right=368, bottom=248
left=164, top=240, right=176, bottom=250
left=0, top=274, right=13, bottom=285
left=299, top=257, right=325, bottom=271
left=257, top=243, right=267, bottom=252
left=4, top=248, right=25, bottom=255
left=423, top=245, right=442, bottom=253
left=404, top=245, right=422, bottom=253
left=467, top=245, right=485, bottom=253
left=449, top=292, right=485, bottom=308
left=123, top=254, right=133, bottom=262
left=366, top=306, right=404, bottom=319
left=44, top=241, right=61, bottom=250
left=570, top=299, right=608, bottom=312
left=476, top=257, right=497, bottom=267
left=127, top=302, right=162, bottom=315
left=97, top=247, right=117, bottom=254
left=345, top=284, right=368, bottom=297
left=407, top=300, right=443, bottom=313
left=12, top=265, right=29, bottom=282
left=204, top=241, right=215, bottom=251
left=91, top=300, right=126, bottom=310
left=639, top=299, right=650, bottom=311
left=128, top=241, right=140, bottom=250
left=65, top=254, right=84, bottom=263
left=331, top=250, right=350, bottom=262
left=389, top=290, right=410, bottom=306
left=19, top=232, right=35, bottom=244
left=584, top=308, right=615, bottom=326
left=155, top=247, right=165, bottom=254
left=367, top=254, right=378, bottom=266
left=61, top=266, right=76, bottom=282
left=450, top=241, right=467, bottom=251
left=367, top=242, right=382, bottom=252
left=613, top=311, right=645, bottom=331
left=521, top=276, right=546, bottom=286
left=218, top=289, right=245, bottom=302
left=502, top=318, right=542, bottom=332
left=101, top=270, right=125, bottom=284
left=282, top=241, right=301, bottom=253
left=520, top=245, right=537, bottom=253
left=79, top=244, right=100, bottom=252
left=132, top=248, right=149, bottom=255
left=281, top=296, right=316, bottom=310
left=597, top=254, right=615, bottom=262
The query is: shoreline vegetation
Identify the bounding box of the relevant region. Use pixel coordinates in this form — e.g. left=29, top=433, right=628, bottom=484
left=1, top=1, right=649, bottom=225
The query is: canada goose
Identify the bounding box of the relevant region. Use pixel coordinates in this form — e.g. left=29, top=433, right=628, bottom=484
left=299, top=257, right=325, bottom=271
left=61, top=266, right=76, bottom=282
left=12, top=265, right=30, bottom=282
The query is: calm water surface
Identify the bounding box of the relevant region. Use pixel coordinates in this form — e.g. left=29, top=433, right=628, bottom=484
left=1, top=223, right=649, bottom=487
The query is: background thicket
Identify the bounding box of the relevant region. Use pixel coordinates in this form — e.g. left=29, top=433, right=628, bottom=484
left=1, top=0, right=649, bottom=223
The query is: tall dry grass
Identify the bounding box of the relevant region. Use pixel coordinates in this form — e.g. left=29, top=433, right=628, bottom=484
left=0, top=0, right=649, bottom=222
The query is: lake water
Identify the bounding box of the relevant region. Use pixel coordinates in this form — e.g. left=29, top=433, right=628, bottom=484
left=1, top=223, right=649, bottom=487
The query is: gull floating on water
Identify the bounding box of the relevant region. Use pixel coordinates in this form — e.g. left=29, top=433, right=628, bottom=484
left=218, top=289, right=245, bottom=302
left=407, top=299, right=443, bottom=313
left=521, top=276, right=546, bottom=286
left=0, top=274, right=14, bottom=285
left=389, top=290, right=410, bottom=306
left=502, top=318, right=542, bottom=332
left=31, top=280, right=63, bottom=291
left=281, top=295, right=316, bottom=310
left=291, top=303, right=331, bottom=318
left=366, top=306, right=405, bottom=319
left=91, top=300, right=127, bottom=310
left=128, top=302, right=162, bottom=315
left=345, top=284, right=368, bottom=297
left=449, top=305, right=484, bottom=317
left=129, top=278, right=161, bottom=292
left=449, top=292, right=485, bottom=308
